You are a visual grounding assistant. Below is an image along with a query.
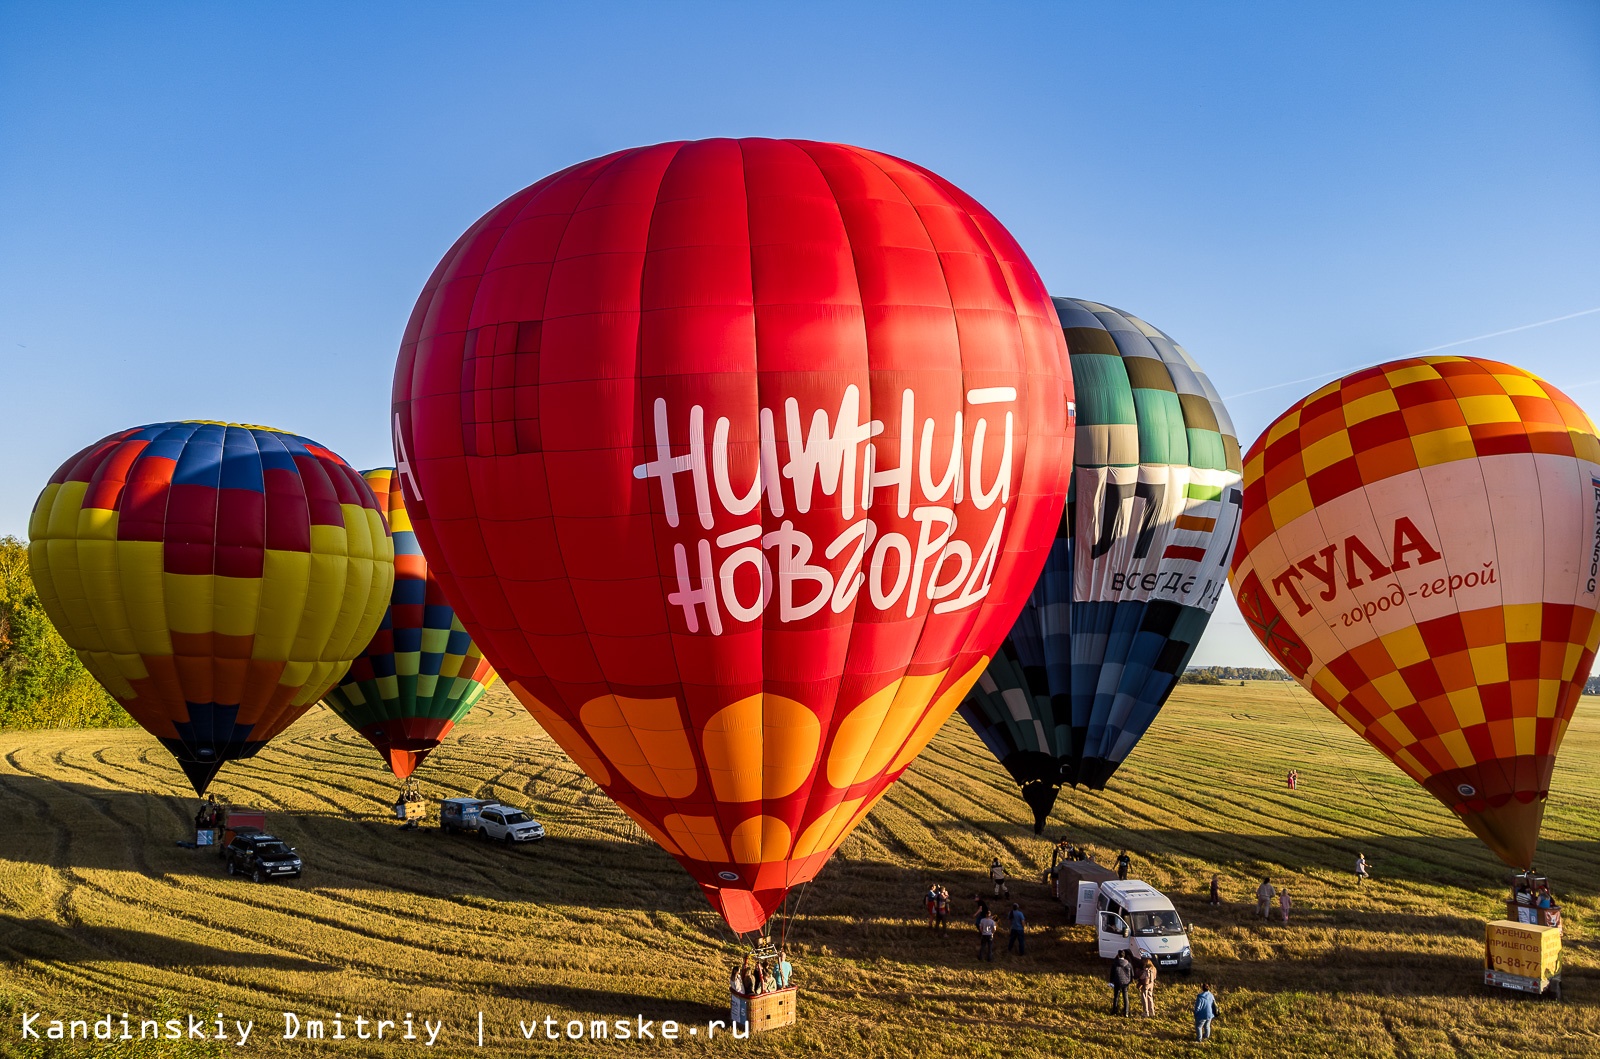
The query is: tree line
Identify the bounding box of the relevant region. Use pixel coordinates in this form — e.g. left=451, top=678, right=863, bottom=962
left=0, top=536, right=132, bottom=730
left=1180, top=665, right=1291, bottom=685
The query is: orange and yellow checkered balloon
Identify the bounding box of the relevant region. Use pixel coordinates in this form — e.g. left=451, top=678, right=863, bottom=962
left=1230, top=357, right=1600, bottom=868
left=29, top=422, right=395, bottom=794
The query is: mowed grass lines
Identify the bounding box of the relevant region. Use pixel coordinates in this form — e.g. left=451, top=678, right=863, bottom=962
left=0, top=683, right=1597, bottom=1058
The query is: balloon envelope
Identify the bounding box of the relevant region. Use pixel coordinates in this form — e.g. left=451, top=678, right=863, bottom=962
left=29, top=422, right=395, bottom=794
left=393, top=138, right=1072, bottom=932
left=960, top=299, right=1243, bottom=830
left=322, top=468, right=496, bottom=779
left=1229, top=357, right=1600, bottom=868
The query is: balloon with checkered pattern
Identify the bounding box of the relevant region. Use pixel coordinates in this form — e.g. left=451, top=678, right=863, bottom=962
left=1230, top=357, right=1600, bottom=868
left=320, top=468, right=496, bottom=780
left=29, top=422, right=396, bottom=795
left=959, top=299, right=1244, bottom=832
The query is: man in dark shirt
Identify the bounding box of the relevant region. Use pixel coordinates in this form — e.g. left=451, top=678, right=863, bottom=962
left=1109, top=950, right=1134, bottom=1015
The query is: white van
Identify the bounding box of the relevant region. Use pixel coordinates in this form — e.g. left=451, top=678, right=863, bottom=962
left=1096, top=880, right=1193, bottom=971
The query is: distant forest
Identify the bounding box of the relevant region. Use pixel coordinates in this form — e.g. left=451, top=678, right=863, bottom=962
left=0, top=536, right=132, bottom=730
left=1180, top=665, right=1291, bottom=685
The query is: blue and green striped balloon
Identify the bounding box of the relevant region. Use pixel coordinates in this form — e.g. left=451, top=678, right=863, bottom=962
left=959, top=298, right=1243, bottom=831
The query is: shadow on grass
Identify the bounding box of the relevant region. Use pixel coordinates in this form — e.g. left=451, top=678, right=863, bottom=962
left=0, top=916, right=338, bottom=972
left=0, top=771, right=700, bottom=914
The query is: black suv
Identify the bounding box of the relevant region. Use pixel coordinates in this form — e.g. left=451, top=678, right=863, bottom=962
left=223, top=833, right=303, bottom=883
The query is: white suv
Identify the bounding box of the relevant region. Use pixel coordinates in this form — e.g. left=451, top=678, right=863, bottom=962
left=477, top=805, right=545, bottom=845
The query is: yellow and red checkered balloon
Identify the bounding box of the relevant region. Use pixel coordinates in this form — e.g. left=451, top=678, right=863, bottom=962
left=1230, top=357, right=1600, bottom=868
left=29, top=422, right=395, bottom=794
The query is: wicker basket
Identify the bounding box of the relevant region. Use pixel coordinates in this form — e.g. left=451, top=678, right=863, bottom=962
left=730, top=986, right=796, bottom=1033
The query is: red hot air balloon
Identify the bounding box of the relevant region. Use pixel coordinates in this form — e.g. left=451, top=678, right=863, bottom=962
left=393, top=139, right=1072, bottom=933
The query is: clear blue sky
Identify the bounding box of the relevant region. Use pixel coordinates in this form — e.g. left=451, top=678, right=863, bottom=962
left=3, top=2, right=1597, bottom=666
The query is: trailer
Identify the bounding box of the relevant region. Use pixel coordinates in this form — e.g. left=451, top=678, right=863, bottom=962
left=215, top=807, right=266, bottom=856
left=1058, top=860, right=1119, bottom=925
left=1484, top=920, right=1561, bottom=999
left=439, top=797, right=496, bottom=834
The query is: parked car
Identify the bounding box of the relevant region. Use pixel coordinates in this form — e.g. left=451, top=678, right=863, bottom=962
left=476, top=805, right=545, bottom=846
left=1095, top=880, right=1193, bottom=971
left=223, top=833, right=303, bottom=883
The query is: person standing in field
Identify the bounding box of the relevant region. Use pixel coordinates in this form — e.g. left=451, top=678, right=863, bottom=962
left=1355, top=853, right=1369, bottom=886
left=1108, top=950, right=1134, bottom=1016
left=990, top=856, right=1009, bottom=898
left=1256, top=877, right=1275, bottom=919
left=935, top=886, right=950, bottom=931
left=1136, top=955, right=1158, bottom=1017
left=924, top=883, right=938, bottom=929
left=1006, top=903, right=1026, bottom=955
left=1208, top=873, right=1222, bottom=905
left=976, top=909, right=997, bottom=962
left=1193, top=982, right=1218, bottom=1041
left=1278, top=887, right=1292, bottom=925
left=1047, top=838, right=1070, bottom=895
left=1116, top=850, right=1132, bottom=880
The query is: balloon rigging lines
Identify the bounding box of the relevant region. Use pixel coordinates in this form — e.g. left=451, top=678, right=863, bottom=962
left=1222, top=305, right=1600, bottom=402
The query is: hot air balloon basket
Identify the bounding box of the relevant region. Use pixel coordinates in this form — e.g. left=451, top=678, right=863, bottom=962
left=730, top=987, right=796, bottom=1033
left=1504, top=902, right=1562, bottom=931
left=395, top=781, right=427, bottom=822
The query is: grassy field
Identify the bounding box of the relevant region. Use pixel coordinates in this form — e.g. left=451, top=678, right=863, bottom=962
left=0, top=681, right=1596, bottom=1058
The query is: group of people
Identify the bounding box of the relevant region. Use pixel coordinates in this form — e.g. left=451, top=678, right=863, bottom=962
left=923, top=858, right=1031, bottom=961
left=1254, top=876, right=1293, bottom=924
left=917, top=849, right=1239, bottom=1040
left=193, top=793, right=221, bottom=831
left=1050, top=836, right=1095, bottom=865
left=1105, top=948, right=1158, bottom=1017
left=973, top=900, right=1027, bottom=960
left=1043, top=836, right=1101, bottom=896
left=1107, top=949, right=1220, bottom=1041
left=1512, top=876, right=1556, bottom=910
left=730, top=952, right=792, bottom=997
